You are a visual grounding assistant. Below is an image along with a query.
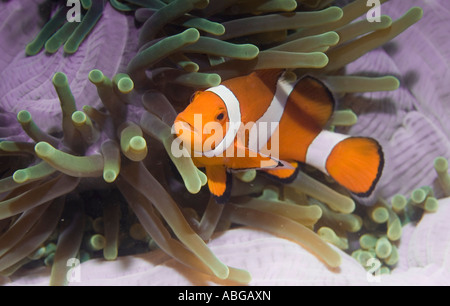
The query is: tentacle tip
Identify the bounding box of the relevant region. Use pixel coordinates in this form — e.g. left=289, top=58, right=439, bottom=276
left=104, top=251, right=118, bottom=261
left=88, top=69, right=105, bottom=84
left=117, top=78, right=134, bottom=93
left=52, top=72, right=68, bottom=87
left=424, top=197, right=439, bottom=213
left=197, top=170, right=208, bottom=186
left=215, top=26, right=226, bottom=36
left=25, top=43, right=40, bottom=56
left=103, top=170, right=118, bottom=183
left=326, top=6, right=344, bottom=20
left=410, top=6, right=424, bottom=20
left=232, top=269, right=252, bottom=284
left=323, top=31, right=340, bottom=46
left=81, top=0, right=92, bottom=10
left=183, top=28, right=201, bottom=43
left=12, top=170, right=27, bottom=183
left=340, top=198, right=355, bottom=214
left=387, top=229, right=402, bottom=242
left=129, top=136, right=147, bottom=152
left=185, top=180, right=202, bottom=194
left=34, top=141, right=54, bottom=158
left=214, top=264, right=230, bottom=280
left=63, top=42, right=78, bottom=55
left=434, top=156, right=448, bottom=172
left=72, top=111, right=87, bottom=125
left=316, top=52, right=329, bottom=68
left=207, top=74, right=222, bottom=86
left=380, top=15, right=393, bottom=25
left=326, top=253, right=342, bottom=268
left=17, top=110, right=32, bottom=124
left=389, top=76, right=400, bottom=90
left=44, top=40, right=59, bottom=54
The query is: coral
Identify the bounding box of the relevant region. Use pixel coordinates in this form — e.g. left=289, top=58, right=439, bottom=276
left=1, top=0, right=439, bottom=286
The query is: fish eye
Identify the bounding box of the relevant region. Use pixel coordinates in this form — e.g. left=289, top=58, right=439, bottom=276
left=216, top=112, right=225, bottom=121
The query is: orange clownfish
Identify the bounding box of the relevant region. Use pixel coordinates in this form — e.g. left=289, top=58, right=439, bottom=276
left=173, top=69, right=384, bottom=203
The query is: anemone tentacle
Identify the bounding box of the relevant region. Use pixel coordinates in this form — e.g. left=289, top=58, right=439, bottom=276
left=0, top=0, right=434, bottom=285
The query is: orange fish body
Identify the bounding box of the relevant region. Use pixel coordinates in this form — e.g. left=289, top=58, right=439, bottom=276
left=174, top=70, right=384, bottom=203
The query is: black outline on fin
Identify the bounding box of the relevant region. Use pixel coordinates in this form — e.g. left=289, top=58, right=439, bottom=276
left=261, top=161, right=301, bottom=184
left=351, top=138, right=384, bottom=198
left=299, top=75, right=336, bottom=126
left=212, top=170, right=233, bottom=204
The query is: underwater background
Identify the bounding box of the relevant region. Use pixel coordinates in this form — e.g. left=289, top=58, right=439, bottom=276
left=0, top=0, right=449, bottom=285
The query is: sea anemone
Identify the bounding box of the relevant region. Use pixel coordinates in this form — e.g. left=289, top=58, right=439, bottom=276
left=1, top=0, right=442, bottom=286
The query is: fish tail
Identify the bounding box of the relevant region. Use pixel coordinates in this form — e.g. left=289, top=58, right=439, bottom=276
left=325, top=136, right=384, bottom=197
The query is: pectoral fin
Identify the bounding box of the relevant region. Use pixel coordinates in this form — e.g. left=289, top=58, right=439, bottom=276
left=205, top=165, right=232, bottom=204
left=227, top=143, right=280, bottom=170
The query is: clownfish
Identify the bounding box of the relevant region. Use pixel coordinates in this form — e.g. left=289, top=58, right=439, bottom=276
left=173, top=69, right=384, bottom=203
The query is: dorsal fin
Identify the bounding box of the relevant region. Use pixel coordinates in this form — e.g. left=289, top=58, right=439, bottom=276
left=221, top=69, right=282, bottom=124
left=253, top=69, right=284, bottom=83
left=288, top=76, right=335, bottom=129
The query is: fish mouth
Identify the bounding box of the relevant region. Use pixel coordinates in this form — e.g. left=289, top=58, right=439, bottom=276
left=173, top=120, right=200, bottom=136
left=173, top=119, right=226, bottom=153
left=173, top=120, right=203, bottom=152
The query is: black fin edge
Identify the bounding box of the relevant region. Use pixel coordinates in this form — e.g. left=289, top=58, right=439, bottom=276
left=213, top=170, right=233, bottom=204
left=351, top=138, right=385, bottom=198
left=260, top=161, right=301, bottom=184
left=300, top=75, right=336, bottom=122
